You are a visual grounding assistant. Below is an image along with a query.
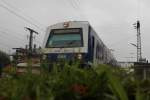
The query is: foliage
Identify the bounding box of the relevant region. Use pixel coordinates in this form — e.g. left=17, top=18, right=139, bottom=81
left=0, top=62, right=150, bottom=100
left=0, top=50, right=10, bottom=65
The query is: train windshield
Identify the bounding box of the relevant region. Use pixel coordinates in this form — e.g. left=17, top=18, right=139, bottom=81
left=46, top=28, right=83, bottom=48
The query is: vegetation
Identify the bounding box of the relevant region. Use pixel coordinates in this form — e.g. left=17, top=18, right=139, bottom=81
left=0, top=50, right=10, bottom=65
left=0, top=62, right=150, bottom=100
left=0, top=50, right=10, bottom=77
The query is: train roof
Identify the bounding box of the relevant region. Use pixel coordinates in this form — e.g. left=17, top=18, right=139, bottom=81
left=48, top=21, right=90, bottom=27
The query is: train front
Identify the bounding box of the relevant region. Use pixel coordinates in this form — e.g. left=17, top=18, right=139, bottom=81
left=42, top=21, right=89, bottom=65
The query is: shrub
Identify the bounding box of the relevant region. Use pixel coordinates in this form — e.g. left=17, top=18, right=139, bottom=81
left=0, top=62, right=150, bottom=100
left=0, top=50, right=10, bottom=65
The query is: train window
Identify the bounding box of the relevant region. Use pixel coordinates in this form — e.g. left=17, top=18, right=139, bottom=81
left=91, top=36, right=95, bottom=59
left=96, top=43, right=101, bottom=59
left=92, top=36, right=95, bottom=48
left=46, top=28, right=83, bottom=48
left=101, top=45, right=105, bottom=60
left=96, top=43, right=104, bottom=60
left=96, top=44, right=98, bottom=59
left=99, top=44, right=103, bottom=60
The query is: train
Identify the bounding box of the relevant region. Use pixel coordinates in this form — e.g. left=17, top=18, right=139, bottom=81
left=42, top=21, right=117, bottom=66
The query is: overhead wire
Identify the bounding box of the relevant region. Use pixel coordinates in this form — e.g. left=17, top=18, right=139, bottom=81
left=0, top=31, right=26, bottom=46
left=0, top=1, right=44, bottom=46
left=1, top=0, right=46, bottom=30
left=72, top=0, right=88, bottom=20
left=0, top=27, right=33, bottom=47
left=0, top=1, right=43, bottom=46
left=65, top=0, right=86, bottom=19
left=0, top=25, right=37, bottom=41
left=0, top=0, right=88, bottom=49
left=65, top=0, right=81, bottom=18
left=1, top=0, right=48, bottom=44
left=0, top=27, right=42, bottom=48
left=0, top=28, right=42, bottom=51
left=0, top=27, right=26, bottom=40
left=0, top=4, right=41, bottom=30
left=110, top=34, right=136, bottom=47
left=0, top=26, right=40, bottom=45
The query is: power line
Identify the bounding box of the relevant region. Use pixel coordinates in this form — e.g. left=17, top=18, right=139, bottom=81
left=0, top=28, right=25, bottom=40
left=0, top=29, right=30, bottom=48
left=0, top=2, right=43, bottom=44
left=0, top=27, right=28, bottom=42
left=0, top=31, right=41, bottom=52
left=0, top=32, right=25, bottom=46
left=0, top=1, right=44, bottom=50
left=1, top=0, right=46, bottom=30
left=0, top=2, right=43, bottom=31
left=65, top=0, right=84, bottom=19
left=72, top=0, right=87, bottom=20
left=109, top=34, right=136, bottom=47
left=0, top=25, right=42, bottom=43
left=0, top=30, right=23, bottom=41
left=0, top=28, right=42, bottom=47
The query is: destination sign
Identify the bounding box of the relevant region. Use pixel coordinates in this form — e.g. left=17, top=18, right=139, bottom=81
left=53, top=29, right=80, bottom=34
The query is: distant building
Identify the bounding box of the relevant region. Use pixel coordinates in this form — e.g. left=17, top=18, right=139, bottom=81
left=118, top=61, right=134, bottom=68
left=134, top=62, right=150, bottom=80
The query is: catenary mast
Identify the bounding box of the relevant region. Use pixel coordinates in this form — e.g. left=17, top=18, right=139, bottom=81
left=136, top=20, right=142, bottom=62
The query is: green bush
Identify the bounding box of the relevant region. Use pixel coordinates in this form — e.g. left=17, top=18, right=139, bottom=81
left=0, top=62, right=150, bottom=100
left=0, top=50, right=10, bottom=65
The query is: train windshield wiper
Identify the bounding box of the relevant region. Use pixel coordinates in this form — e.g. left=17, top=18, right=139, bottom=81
left=65, top=40, right=76, bottom=47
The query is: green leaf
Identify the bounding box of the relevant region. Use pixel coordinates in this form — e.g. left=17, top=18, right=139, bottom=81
left=107, top=70, right=128, bottom=100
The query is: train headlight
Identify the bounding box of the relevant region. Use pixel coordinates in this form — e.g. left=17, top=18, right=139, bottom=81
left=42, top=55, right=47, bottom=60
left=77, top=54, right=82, bottom=60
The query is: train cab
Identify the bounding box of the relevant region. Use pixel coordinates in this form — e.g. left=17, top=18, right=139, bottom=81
left=42, top=21, right=90, bottom=64
left=42, top=21, right=117, bottom=66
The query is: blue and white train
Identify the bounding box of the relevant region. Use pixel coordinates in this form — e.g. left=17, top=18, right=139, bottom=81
left=42, top=21, right=117, bottom=66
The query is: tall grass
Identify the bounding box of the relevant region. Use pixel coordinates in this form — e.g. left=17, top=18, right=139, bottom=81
left=0, top=62, right=150, bottom=100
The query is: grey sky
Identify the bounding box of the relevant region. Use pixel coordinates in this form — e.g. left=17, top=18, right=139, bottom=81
left=0, top=0, right=149, bottom=61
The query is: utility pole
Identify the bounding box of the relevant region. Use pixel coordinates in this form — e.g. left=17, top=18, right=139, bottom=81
left=25, top=27, right=39, bottom=57
left=133, top=20, right=142, bottom=62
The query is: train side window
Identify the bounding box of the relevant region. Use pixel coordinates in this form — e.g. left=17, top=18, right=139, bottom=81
left=101, top=44, right=104, bottom=60
left=92, top=36, right=95, bottom=48
left=96, top=44, right=98, bottom=59
left=91, top=36, right=95, bottom=59
left=96, top=44, right=99, bottom=59
left=96, top=43, right=100, bottom=59
left=99, top=44, right=103, bottom=60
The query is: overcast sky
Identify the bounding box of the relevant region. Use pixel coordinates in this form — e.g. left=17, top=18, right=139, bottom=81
left=0, top=0, right=149, bottom=62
